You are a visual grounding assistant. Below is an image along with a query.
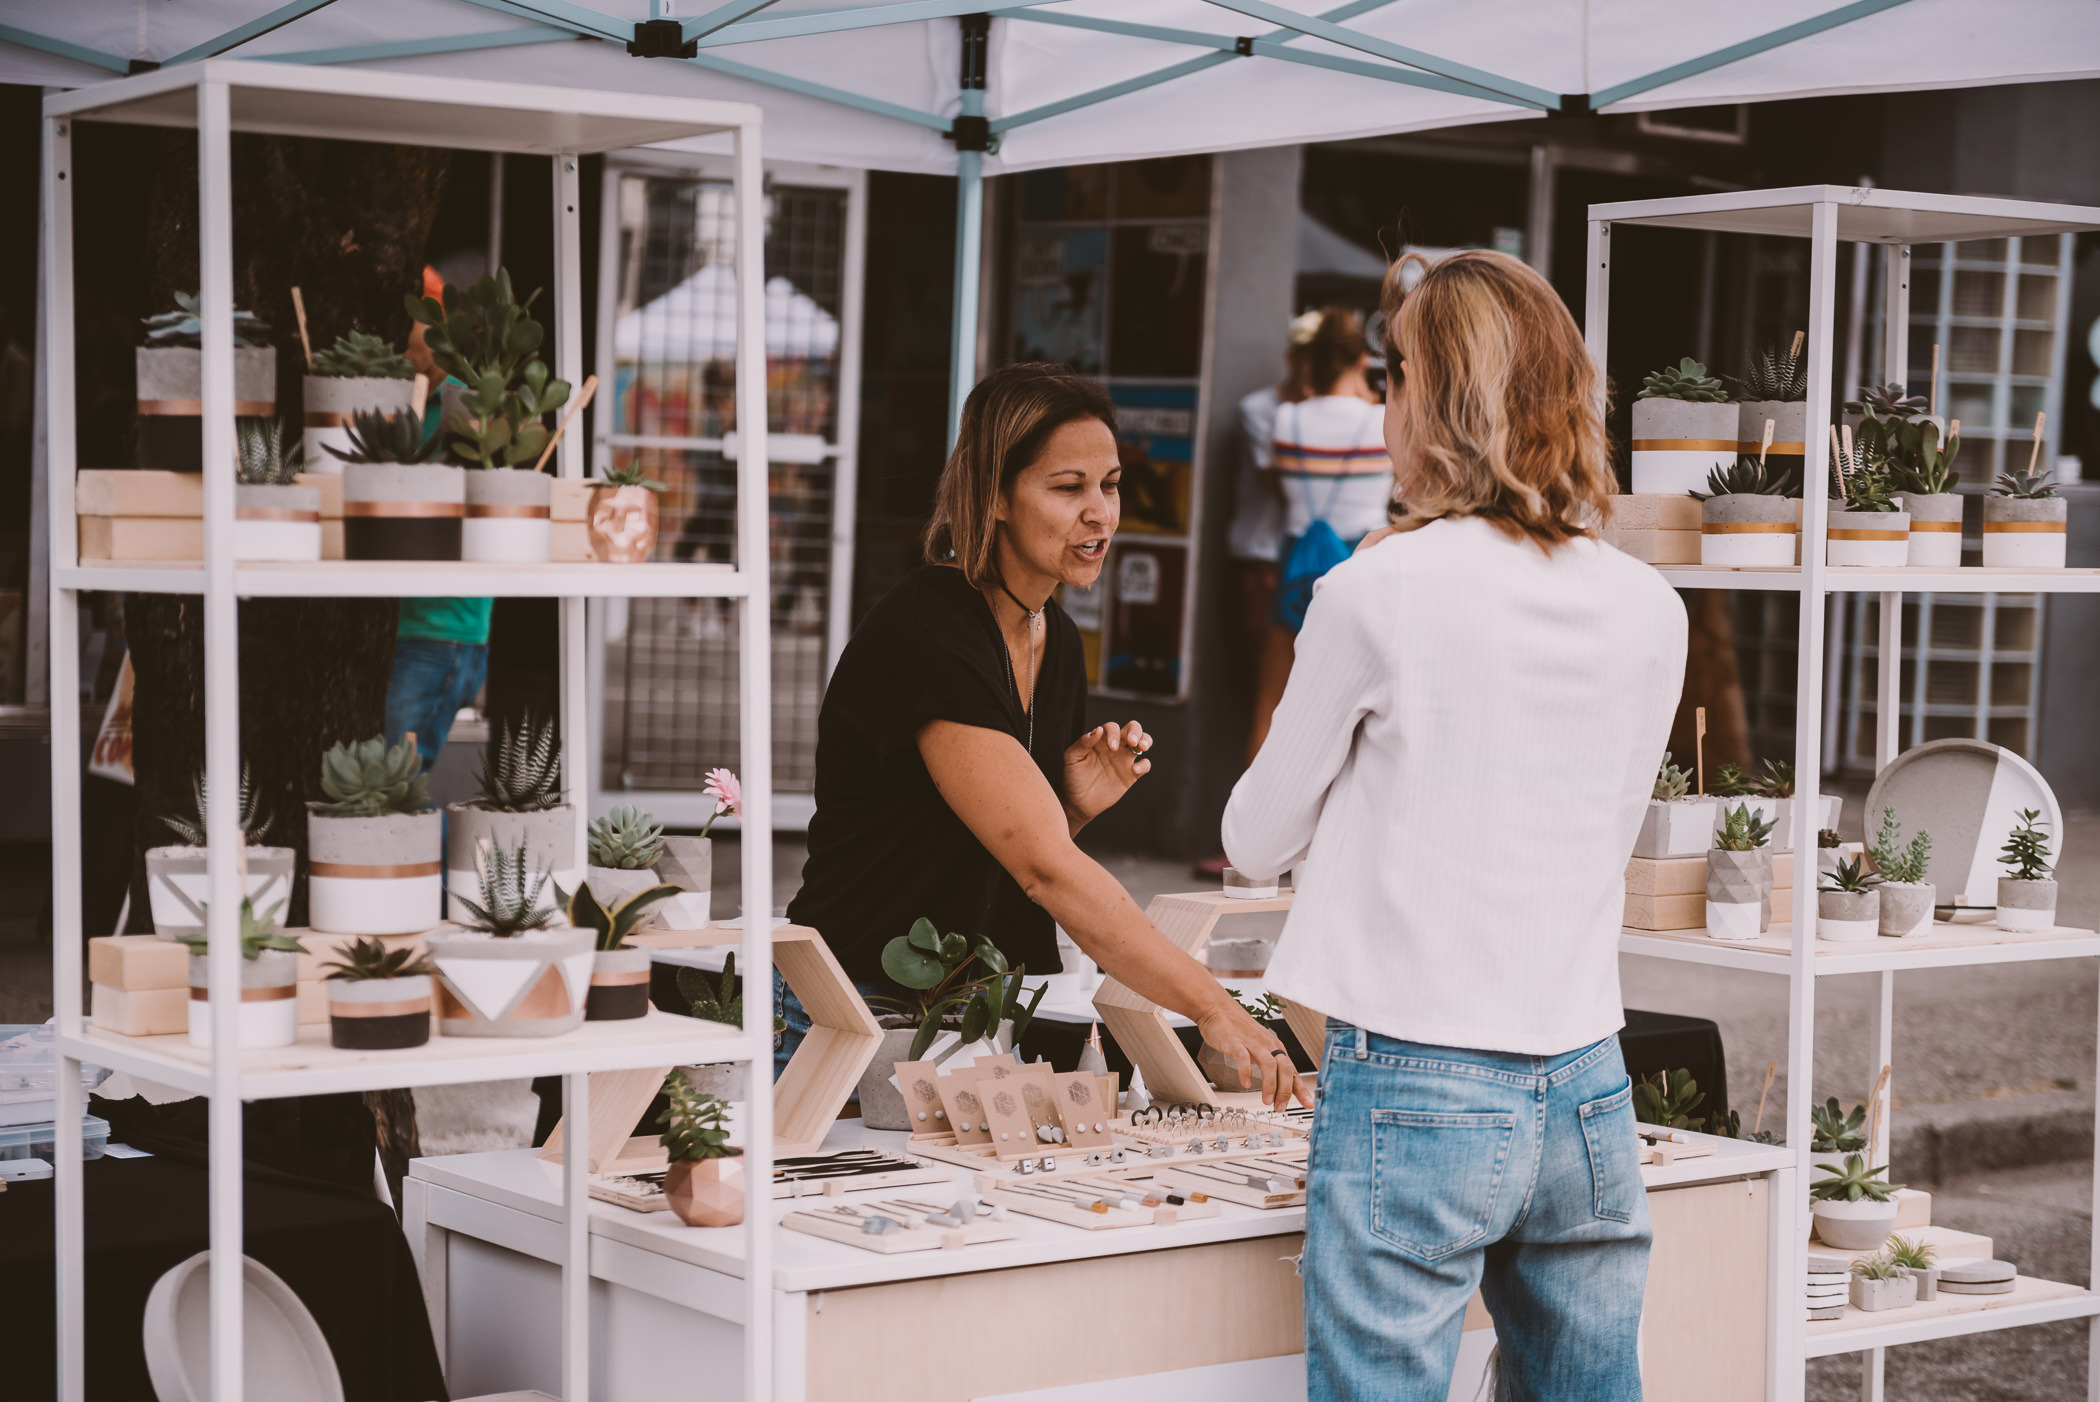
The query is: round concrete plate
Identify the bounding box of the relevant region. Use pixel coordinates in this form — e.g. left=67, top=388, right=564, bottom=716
left=1863, top=739, right=2063, bottom=910
left=1939, top=1257, right=2018, bottom=1284
left=1938, top=1277, right=2018, bottom=1295
left=143, top=1250, right=342, bottom=1402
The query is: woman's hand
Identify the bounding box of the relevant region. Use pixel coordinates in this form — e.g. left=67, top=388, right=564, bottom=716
left=1061, top=720, right=1150, bottom=828
left=1194, top=992, right=1310, bottom=1111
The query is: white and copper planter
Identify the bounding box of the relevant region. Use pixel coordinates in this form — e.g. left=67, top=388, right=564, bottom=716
left=307, top=810, right=444, bottom=935
left=342, top=463, right=465, bottom=561
left=1981, top=496, right=2068, bottom=568
left=186, top=948, right=299, bottom=1049
left=1630, top=397, right=1737, bottom=496
left=1898, top=491, right=1964, bottom=568
left=136, top=345, right=275, bottom=471
left=303, top=374, right=415, bottom=474
left=325, top=974, right=433, bottom=1050
left=234, top=483, right=322, bottom=562
left=463, top=468, right=553, bottom=563
left=1699, top=494, right=1797, bottom=567
left=1827, top=505, right=1910, bottom=567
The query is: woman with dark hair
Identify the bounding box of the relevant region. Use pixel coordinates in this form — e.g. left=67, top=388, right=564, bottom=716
left=786, top=362, right=1301, bottom=1106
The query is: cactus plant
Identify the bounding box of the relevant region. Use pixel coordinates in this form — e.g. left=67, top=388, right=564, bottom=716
left=327, top=407, right=441, bottom=467
left=1637, top=357, right=1728, bottom=403
left=1735, top=339, right=1808, bottom=402
left=1652, top=753, right=1691, bottom=803
left=322, top=936, right=435, bottom=981
left=1999, top=808, right=2054, bottom=882
left=1691, top=454, right=1797, bottom=501
left=453, top=840, right=557, bottom=937
left=473, top=713, right=563, bottom=813
left=1714, top=803, right=1775, bottom=852
left=1866, top=807, right=1932, bottom=885
left=587, top=804, right=666, bottom=870
left=312, top=330, right=415, bottom=380
left=161, top=762, right=272, bottom=847
left=142, top=291, right=270, bottom=348
left=235, top=418, right=306, bottom=486
left=308, top=735, right=432, bottom=818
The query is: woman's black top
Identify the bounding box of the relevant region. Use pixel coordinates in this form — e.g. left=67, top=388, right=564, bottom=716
left=787, top=565, right=1086, bottom=988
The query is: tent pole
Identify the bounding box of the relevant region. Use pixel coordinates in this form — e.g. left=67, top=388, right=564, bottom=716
left=948, top=12, right=991, bottom=446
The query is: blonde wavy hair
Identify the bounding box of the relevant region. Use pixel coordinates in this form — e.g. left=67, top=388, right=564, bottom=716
left=1381, top=249, right=1613, bottom=547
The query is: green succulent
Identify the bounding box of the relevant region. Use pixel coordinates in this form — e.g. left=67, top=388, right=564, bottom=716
left=1821, top=855, right=1880, bottom=895
left=870, top=917, right=1046, bottom=1062
left=311, top=330, right=414, bottom=380
left=677, top=951, right=786, bottom=1033
left=235, top=418, right=305, bottom=486
left=454, top=840, right=557, bottom=937
left=1999, top=808, right=2054, bottom=882
left=1632, top=1068, right=1706, bottom=1130
left=564, top=879, right=679, bottom=954
left=1875, top=417, right=1962, bottom=494
left=161, top=761, right=271, bottom=847
left=404, top=269, right=548, bottom=387
left=1847, top=383, right=1929, bottom=420
left=1637, top=357, right=1728, bottom=403
left=658, top=1069, right=739, bottom=1163
left=1714, top=803, right=1775, bottom=851
left=1753, top=757, right=1794, bottom=798
left=1735, top=339, right=1808, bottom=402
left=588, top=804, right=666, bottom=870
left=1818, top=828, right=1843, bottom=849
left=1711, top=762, right=1755, bottom=798
left=176, top=897, right=306, bottom=960
left=1690, top=455, right=1797, bottom=501
left=1811, top=1152, right=1902, bottom=1204
left=473, top=713, right=563, bottom=813
left=1995, top=466, right=2058, bottom=499
left=602, top=460, right=669, bottom=492
left=1810, top=1097, right=1867, bottom=1153
left=308, top=735, right=431, bottom=817
left=1866, top=807, right=1931, bottom=885
left=1832, top=435, right=1900, bottom=512
left=1852, top=1252, right=1905, bottom=1281
left=327, top=407, right=441, bottom=467
left=142, top=291, right=270, bottom=348
left=323, top=936, right=435, bottom=981
left=448, top=359, right=571, bottom=469
left=1652, top=753, right=1691, bottom=803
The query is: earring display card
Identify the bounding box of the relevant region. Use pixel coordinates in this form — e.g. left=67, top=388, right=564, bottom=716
left=1053, top=1072, right=1116, bottom=1148
left=981, top=1071, right=1048, bottom=1159
left=893, top=1059, right=951, bottom=1133
left=935, top=1070, right=994, bottom=1146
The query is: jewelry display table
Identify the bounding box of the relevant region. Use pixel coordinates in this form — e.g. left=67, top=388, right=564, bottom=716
left=404, top=1121, right=1791, bottom=1401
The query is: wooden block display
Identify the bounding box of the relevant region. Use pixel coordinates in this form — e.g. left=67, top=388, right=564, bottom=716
left=550, top=477, right=603, bottom=522
left=76, top=469, right=203, bottom=517
left=539, top=1064, right=677, bottom=1173
left=321, top=519, right=345, bottom=560
left=80, top=515, right=203, bottom=562
left=89, top=930, right=433, bottom=989
left=1624, top=891, right=1706, bottom=932
left=294, top=471, right=343, bottom=520
left=92, top=979, right=327, bottom=1034
left=1603, top=527, right=1701, bottom=566
left=1609, top=493, right=1703, bottom=532
left=551, top=521, right=590, bottom=562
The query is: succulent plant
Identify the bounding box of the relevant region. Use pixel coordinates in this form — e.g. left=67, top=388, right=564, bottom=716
left=1847, top=383, right=1929, bottom=420
left=1818, top=828, right=1842, bottom=848
left=1754, top=757, right=1794, bottom=798
left=473, top=713, right=563, bottom=813
left=564, top=879, right=679, bottom=953
left=1866, top=807, right=1932, bottom=885
left=1652, top=753, right=1691, bottom=803
left=448, top=359, right=571, bottom=469
left=657, top=1069, right=738, bottom=1162
left=1995, top=466, right=2058, bottom=499
left=1852, top=1252, right=1905, bottom=1281
left=1735, top=337, right=1808, bottom=402
left=1831, top=433, right=1900, bottom=512
left=601, top=459, right=669, bottom=492
left=1999, top=808, right=2054, bottom=882
left=311, top=330, right=415, bottom=380
left=1810, top=1152, right=1902, bottom=1204
left=308, top=734, right=432, bottom=818
left=1714, top=802, right=1776, bottom=851
left=677, top=953, right=789, bottom=1034
left=162, top=762, right=272, bottom=847
left=142, top=291, right=271, bottom=348
left=588, top=804, right=665, bottom=870
left=1874, top=417, right=1962, bottom=494
left=1637, top=357, right=1728, bottom=403
left=322, top=936, right=435, bottom=981
left=1690, top=455, right=1797, bottom=501
left=235, top=418, right=306, bottom=486
left=1821, top=855, right=1880, bottom=895
left=1883, top=1234, right=1938, bottom=1270
left=454, top=840, right=557, bottom=937
left=1632, top=1068, right=1707, bottom=1130
left=327, top=407, right=441, bottom=467
left=404, top=269, right=547, bottom=386
left=176, top=897, right=306, bottom=960
left=1810, top=1097, right=1868, bottom=1152
left=1711, top=762, right=1754, bottom=798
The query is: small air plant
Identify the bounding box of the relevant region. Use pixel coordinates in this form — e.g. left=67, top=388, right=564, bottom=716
left=2000, top=808, right=2055, bottom=882
left=328, top=407, right=442, bottom=467
left=1883, top=1234, right=1938, bottom=1272
left=235, top=418, right=306, bottom=486
left=311, top=329, right=415, bottom=380
left=1852, top=1252, right=1905, bottom=1282
left=143, top=291, right=270, bottom=348
left=1637, top=357, right=1728, bottom=403
left=1652, top=753, right=1692, bottom=803
left=601, top=459, right=669, bottom=493
left=453, top=840, right=557, bottom=937
left=474, top=713, right=564, bottom=814
left=1714, top=803, right=1776, bottom=852
left=1690, top=454, right=1797, bottom=502
left=1866, top=807, right=1932, bottom=886
left=322, top=936, right=435, bottom=981
left=1821, top=855, right=1880, bottom=895
left=162, top=762, right=272, bottom=847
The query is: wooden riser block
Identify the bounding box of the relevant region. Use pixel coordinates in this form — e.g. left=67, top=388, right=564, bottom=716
left=552, top=521, right=590, bottom=562
left=80, top=515, right=202, bottom=561
left=76, top=469, right=202, bottom=517
left=1609, top=493, right=1703, bottom=532
left=90, top=929, right=434, bottom=990
left=1625, top=888, right=1791, bottom=932
left=92, top=979, right=329, bottom=1035
left=1604, top=527, right=1701, bottom=566
left=293, top=471, right=343, bottom=519
left=551, top=478, right=603, bottom=523
left=1627, top=851, right=1797, bottom=897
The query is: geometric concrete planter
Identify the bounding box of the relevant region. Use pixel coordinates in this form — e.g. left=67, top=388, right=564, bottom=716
left=585, top=864, right=664, bottom=911
left=1898, top=491, right=1964, bottom=568
left=446, top=803, right=579, bottom=923
left=1997, top=876, right=2059, bottom=932
left=1981, top=495, right=2067, bottom=568
left=186, top=947, right=299, bottom=1050
left=1877, top=881, right=1936, bottom=938
left=1708, top=847, right=1773, bottom=936
left=425, top=925, right=595, bottom=1038
left=234, top=483, right=322, bottom=562
left=136, top=345, right=276, bottom=471
left=1818, top=887, right=1881, bottom=943
left=1700, top=493, right=1798, bottom=567
left=1849, top=1271, right=1918, bottom=1311
left=1813, top=1196, right=1899, bottom=1251
left=342, top=463, right=464, bottom=561
left=462, top=468, right=553, bottom=564
left=1634, top=797, right=1720, bottom=860
left=654, top=836, right=713, bottom=930
left=663, top=1153, right=745, bottom=1228
left=304, top=374, right=414, bottom=475
left=307, top=810, right=444, bottom=936
left=585, top=944, right=653, bottom=1022
left=1631, top=397, right=1737, bottom=496
left=1827, top=505, right=1911, bottom=567
left=145, top=844, right=295, bottom=941
left=325, top=973, right=433, bottom=1050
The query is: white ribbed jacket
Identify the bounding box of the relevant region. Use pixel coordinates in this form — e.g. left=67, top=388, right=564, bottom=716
left=1222, top=517, right=1688, bottom=1055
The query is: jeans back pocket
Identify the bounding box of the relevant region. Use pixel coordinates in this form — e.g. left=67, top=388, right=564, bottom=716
left=1579, top=1083, right=1641, bottom=1224
left=1369, top=1110, right=1515, bottom=1263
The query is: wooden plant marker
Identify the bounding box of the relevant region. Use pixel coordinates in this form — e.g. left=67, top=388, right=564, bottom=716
left=539, top=1065, right=674, bottom=1173
left=530, top=373, right=600, bottom=475
left=893, top=1059, right=950, bottom=1134
left=1865, top=1063, right=1893, bottom=1168
left=2029, top=410, right=2047, bottom=477
left=290, top=286, right=313, bottom=370
left=1694, top=707, right=1708, bottom=797
left=1053, top=1072, right=1115, bottom=1148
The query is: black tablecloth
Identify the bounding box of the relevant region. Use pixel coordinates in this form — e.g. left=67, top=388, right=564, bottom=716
left=0, top=1148, right=447, bottom=1402
left=1619, top=1007, right=1730, bottom=1122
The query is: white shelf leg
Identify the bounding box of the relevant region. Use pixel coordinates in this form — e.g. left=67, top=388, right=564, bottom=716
left=1870, top=970, right=1894, bottom=1171
left=1883, top=245, right=1910, bottom=392
left=1861, top=1346, right=1886, bottom=1401
left=1583, top=219, right=1610, bottom=373
left=562, top=1070, right=590, bottom=1401
left=2089, top=960, right=2100, bottom=1402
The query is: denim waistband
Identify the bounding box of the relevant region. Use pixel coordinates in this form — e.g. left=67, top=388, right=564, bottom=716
left=1324, top=1020, right=1622, bottom=1088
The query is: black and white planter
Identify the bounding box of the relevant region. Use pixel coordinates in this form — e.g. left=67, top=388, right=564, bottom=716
left=1706, top=848, right=1772, bottom=941
left=307, top=810, right=444, bottom=935
left=445, top=803, right=579, bottom=923
left=144, top=844, right=296, bottom=941
left=1827, top=504, right=1911, bottom=567
left=136, top=345, right=276, bottom=471
left=1997, top=876, right=2059, bottom=932
left=186, top=948, right=299, bottom=1049
left=1813, top=1197, right=1899, bottom=1252
left=304, top=374, right=415, bottom=474
left=585, top=944, right=653, bottom=1022
left=655, top=836, right=713, bottom=930
left=1981, top=495, right=2068, bottom=568
left=343, top=463, right=465, bottom=561
left=325, top=974, right=433, bottom=1050
left=1699, top=493, right=1798, bottom=567
left=1769, top=793, right=1843, bottom=851
left=1849, top=1272, right=1917, bottom=1312
left=1877, top=880, right=1936, bottom=938
left=234, top=483, right=322, bottom=562
left=1818, top=887, right=1881, bottom=943
left=1633, top=796, right=1720, bottom=860
left=1897, top=491, right=1964, bottom=568
left=463, top=468, right=553, bottom=564
left=425, top=925, right=596, bottom=1038
left=1630, top=397, right=1737, bottom=496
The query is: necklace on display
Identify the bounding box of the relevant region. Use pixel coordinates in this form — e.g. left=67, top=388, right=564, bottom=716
left=994, top=577, right=1045, bottom=757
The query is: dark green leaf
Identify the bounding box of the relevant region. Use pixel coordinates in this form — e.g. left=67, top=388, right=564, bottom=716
left=973, top=941, right=1008, bottom=977
left=938, top=930, right=969, bottom=965
left=881, top=937, right=947, bottom=990
left=957, top=993, right=991, bottom=1047
left=906, top=917, right=941, bottom=952
left=908, top=1014, right=942, bottom=1062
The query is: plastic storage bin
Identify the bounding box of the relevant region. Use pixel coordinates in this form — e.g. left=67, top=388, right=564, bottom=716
left=0, top=1116, right=111, bottom=1161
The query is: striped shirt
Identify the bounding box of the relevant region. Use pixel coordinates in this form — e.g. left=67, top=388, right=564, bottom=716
left=1270, top=395, right=1393, bottom=542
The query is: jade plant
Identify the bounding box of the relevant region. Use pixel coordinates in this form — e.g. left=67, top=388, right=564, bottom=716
left=1632, top=1068, right=1707, bottom=1130
left=235, top=418, right=306, bottom=486
left=308, top=735, right=431, bottom=817
left=658, top=1069, right=738, bottom=1162
left=601, top=460, right=669, bottom=493
left=1714, top=803, right=1776, bottom=851
left=1995, top=464, right=2058, bottom=499
left=1691, top=455, right=1797, bottom=501
left=1866, top=807, right=1932, bottom=885
left=1735, top=336, right=1808, bottom=402
left=564, top=879, right=678, bottom=954
left=1637, top=357, right=1728, bottom=402
left=449, top=360, right=570, bottom=469
left=1811, top=1152, right=1902, bottom=1203
left=405, top=270, right=571, bottom=469
left=588, top=804, right=666, bottom=870
left=161, top=762, right=271, bottom=847
left=473, top=713, right=563, bottom=813
left=871, top=916, right=1046, bottom=1060
left=1810, top=1097, right=1868, bottom=1154
left=322, top=936, right=435, bottom=981
left=176, top=897, right=305, bottom=959
left=143, top=291, right=270, bottom=348
left=2000, top=808, right=2055, bottom=881
left=328, top=407, right=442, bottom=467
left=454, top=840, right=557, bottom=937
left=1652, top=754, right=1692, bottom=803
left=312, top=330, right=414, bottom=380
left=677, top=952, right=786, bottom=1032
left=1822, top=856, right=1880, bottom=894
left=1230, top=989, right=1286, bottom=1022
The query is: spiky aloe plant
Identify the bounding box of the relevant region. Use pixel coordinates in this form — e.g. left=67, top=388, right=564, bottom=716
left=235, top=418, right=306, bottom=486
left=1847, top=383, right=1929, bottom=420
left=327, top=407, right=441, bottom=467
left=308, top=735, right=432, bottom=817
left=311, top=330, right=414, bottom=379
left=322, top=936, right=435, bottom=981
left=587, top=804, right=665, bottom=870
left=176, top=898, right=306, bottom=959
left=1691, top=455, right=1798, bottom=502
left=658, top=1070, right=738, bottom=1162
left=1822, top=855, right=1880, bottom=895
left=1866, top=807, right=1932, bottom=885
left=473, top=713, right=563, bottom=813
left=161, top=762, right=272, bottom=847
left=1810, top=1097, right=1867, bottom=1152
left=1995, top=465, right=2058, bottom=499
left=565, top=879, right=678, bottom=953
left=1652, top=753, right=1691, bottom=802
left=454, top=840, right=556, bottom=937
left=1637, top=357, right=1728, bottom=403
left=142, top=291, right=270, bottom=348
left=1811, top=1152, right=1902, bottom=1204
left=1714, top=803, right=1776, bottom=851
left=1736, top=338, right=1808, bottom=402
left=1754, top=757, right=1794, bottom=798
left=1999, top=808, right=2054, bottom=882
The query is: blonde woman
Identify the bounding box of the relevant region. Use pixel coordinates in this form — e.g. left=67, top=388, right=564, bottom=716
left=1223, top=253, right=1687, bottom=1399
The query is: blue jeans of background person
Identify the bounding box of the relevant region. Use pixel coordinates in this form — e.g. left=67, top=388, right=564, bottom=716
left=775, top=969, right=891, bottom=1081
left=1305, top=1023, right=1650, bottom=1402
left=384, top=639, right=489, bottom=771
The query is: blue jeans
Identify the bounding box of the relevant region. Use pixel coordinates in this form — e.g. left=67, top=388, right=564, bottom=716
left=384, top=638, right=489, bottom=771
left=1305, top=1024, right=1650, bottom=1402
left=774, top=969, right=890, bottom=1081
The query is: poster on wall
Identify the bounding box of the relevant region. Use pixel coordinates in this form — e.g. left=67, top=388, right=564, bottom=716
left=1010, top=229, right=1107, bottom=374
left=1060, top=572, right=1107, bottom=688
left=1104, top=543, right=1186, bottom=697
left=1107, top=384, right=1196, bottom=538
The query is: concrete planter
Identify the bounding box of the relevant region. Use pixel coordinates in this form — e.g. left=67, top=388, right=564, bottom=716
left=1898, top=491, right=1964, bottom=568
left=1981, top=494, right=2068, bottom=567
left=1699, top=493, right=1797, bottom=566
left=445, top=803, right=579, bottom=922
left=857, top=1023, right=929, bottom=1131
left=1769, top=792, right=1842, bottom=851
left=304, top=374, right=414, bottom=474
left=342, top=463, right=464, bottom=561
left=656, top=836, right=713, bottom=930
left=307, top=809, right=443, bottom=935
left=1900, top=1265, right=1941, bottom=1302
left=664, top=1154, right=745, bottom=1228
left=1633, top=797, right=1720, bottom=859
left=1736, top=400, right=1807, bottom=462
left=1818, top=846, right=1845, bottom=881
left=1828, top=504, right=1911, bottom=567
left=135, top=346, right=276, bottom=470
left=1878, top=880, right=1936, bottom=938
left=585, top=864, right=664, bottom=912
left=1997, top=876, right=2058, bottom=932
left=186, top=948, right=299, bottom=1049
left=234, top=483, right=321, bottom=562
left=1818, top=887, right=1881, bottom=943
left=426, top=925, right=595, bottom=1038
left=145, top=844, right=295, bottom=940
left=1849, top=1272, right=1918, bottom=1312
left=1631, top=397, right=1737, bottom=495
left=679, top=1060, right=748, bottom=1102
left=1813, top=1197, right=1898, bottom=1251
left=586, top=944, right=653, bottom=1022
left=326, top=973, right=433, bottom=1050
left=463, top=468, right=553, bottom=563
left=1707, top=847, right=1772, bottom=940
left=586, top=484, right=662, bottom=562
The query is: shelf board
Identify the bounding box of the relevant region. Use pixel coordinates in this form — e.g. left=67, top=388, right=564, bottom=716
left=1805, top=1275, right=2100, bottom=1357
left=56, top=560, right=748, bottom=599
left=1620, top=922, right=2100, bottom=975
left=1589, top=186, right=2100, bottom=244
left=1653, top=565, right=2094, bottom=595
left=65, top=1009, right=754, bottom=1101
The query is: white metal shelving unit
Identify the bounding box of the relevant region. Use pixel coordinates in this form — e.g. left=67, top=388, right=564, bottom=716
left=1589, top=185, right=2100, bottom=1402
left=42, top=61, right=777, bottom=1402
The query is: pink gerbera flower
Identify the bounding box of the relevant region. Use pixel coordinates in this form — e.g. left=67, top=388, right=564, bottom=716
left=698, top=768, right=741, bottom=835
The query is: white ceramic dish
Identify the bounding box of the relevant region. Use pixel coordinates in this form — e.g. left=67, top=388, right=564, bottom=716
left=143, top=1250, right=343, bottom=1402
left=1861, top=738, right=2065, bottom=912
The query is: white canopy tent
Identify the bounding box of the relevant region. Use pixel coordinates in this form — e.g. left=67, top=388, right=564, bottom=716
left=615, top=264, right=841, bottom=360
left=9, top=0, right=2100, bottom=423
